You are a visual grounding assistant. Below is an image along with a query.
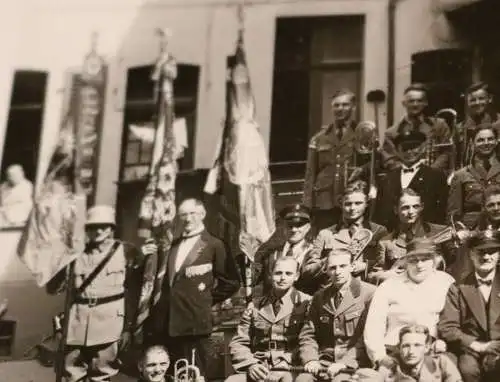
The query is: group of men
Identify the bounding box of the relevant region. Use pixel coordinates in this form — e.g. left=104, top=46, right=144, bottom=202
left=45, top=80, right=500, bottom=382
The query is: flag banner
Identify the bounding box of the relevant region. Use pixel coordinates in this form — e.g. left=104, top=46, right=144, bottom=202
left=135, top=29, right=178, bottom=340
left=205, top=43, right=275, bottom=262
left=17, top=90, right=87, bottom=287
left=75, top=49, right=108, bottom=206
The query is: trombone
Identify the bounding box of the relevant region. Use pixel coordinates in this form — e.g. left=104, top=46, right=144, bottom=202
left=429, top=108, right=458, bottom=173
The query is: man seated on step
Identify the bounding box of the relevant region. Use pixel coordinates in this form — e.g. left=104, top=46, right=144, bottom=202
left=228, top=257, right=311, bottom=382
left=385, top=324, right=462, bottom=382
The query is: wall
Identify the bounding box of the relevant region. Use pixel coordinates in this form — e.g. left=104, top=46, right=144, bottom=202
left=0, top=0, right=462, bottom=358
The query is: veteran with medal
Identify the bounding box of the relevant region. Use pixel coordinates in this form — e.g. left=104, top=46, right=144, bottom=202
left=144, top=198, right=241, bottom=377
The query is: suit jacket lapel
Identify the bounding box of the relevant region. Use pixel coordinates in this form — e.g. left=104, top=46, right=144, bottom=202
left=335, top=278, right=361, bottom=317
left=258, top=301, right=276, bottom=323
left=461, top=274, right=488, bottom=331
left=418, top=356, right=437, bottom=382
left=489, top=273, right=500, bottom=329
left=408, top=165, right=425, bottom=190
left=275, top=289, right=296, bottom=322
left=167, top=241, right=181, bottom=285
left=487, top=158, right=500, bottom=180
left=171, top=233, right=207, bottom=285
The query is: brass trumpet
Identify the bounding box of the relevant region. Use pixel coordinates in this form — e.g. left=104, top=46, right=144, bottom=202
left=174, top=350, right=204, bottom=382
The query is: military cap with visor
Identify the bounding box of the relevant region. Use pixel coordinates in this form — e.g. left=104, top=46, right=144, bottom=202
left=279, top=204, right=311, bottom=225
left=468, top=228, right=500, bottom=251
left=393, top=129, right=427, bottom=149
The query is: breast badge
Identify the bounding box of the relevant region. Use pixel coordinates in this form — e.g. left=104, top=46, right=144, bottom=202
left=198, top=282, right=206, bottom=291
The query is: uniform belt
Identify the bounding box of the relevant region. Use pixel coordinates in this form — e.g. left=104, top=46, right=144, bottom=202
left=74, top=293, right=124, bottom=307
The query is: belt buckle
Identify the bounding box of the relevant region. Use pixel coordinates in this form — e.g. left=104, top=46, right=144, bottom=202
left=269, top=341, right=277, bottom=350
left=88, top=297, right=98, bottom=307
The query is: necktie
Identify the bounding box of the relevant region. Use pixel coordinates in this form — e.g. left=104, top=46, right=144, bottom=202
left=334, top=291, right=343, bottom=309
left=286, top=244, right=294, bottom=258
left=478, top=278, right=492, bottom=286
left=272, top=298, right=282, bottom=316
left=337, top=126, right=344, bottom=141
left=483, top=159, right=491, bottom=172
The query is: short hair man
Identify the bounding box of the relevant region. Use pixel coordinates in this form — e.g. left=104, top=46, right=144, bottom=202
left=439, top=229, right=500, bottom=382
left=381, top=83, right=452, bottom=171
left=303, top=89, right=358, bottom=230
left=387, top=324, right=461, bottom=381
left=144, top=198, right=241, bottom=378
left=138, top=346, right=171, bottom=382
left=298, top=248, right=376, bottom=382
left=228, top=257, right=311, bottom=382
left=364, top=238, right=454, bottom=372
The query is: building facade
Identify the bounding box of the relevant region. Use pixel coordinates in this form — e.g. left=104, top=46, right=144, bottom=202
left=0, top=0, right=485, bottom=358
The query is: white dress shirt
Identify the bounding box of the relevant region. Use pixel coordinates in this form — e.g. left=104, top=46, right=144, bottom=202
left=174, top=226, right=204, bottom=273
left=476, top=271, right=496, bottom=301
left=400, top=160, right=424, bottom=189
left=363, top=270, right=454, bottom=363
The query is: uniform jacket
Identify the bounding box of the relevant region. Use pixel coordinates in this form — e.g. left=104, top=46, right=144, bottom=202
left=448, top=157, right=500, bottom=229
left=381, top=116, right=451, bottom=171
left=438, top=272, right=500, bottom=354
left=389, top=355, right=462, bottom=382
left=303, top=121, right=357, bottom=210
left=457, top=112, right=500, bottom=166
left=374, top=222, right=452, bottom=272
left=46, top=240, right=134, bottom=346
left=375, top=164, right=448, bottom=231
left=299, top=278, right=376, bottom=369
left=305, top=221, right=387, bottom=287
left=229, top=288, right=311, bottom=372
left=149, top=230, right=240, bottom=337
left=253, top=238, right=318, bottom=296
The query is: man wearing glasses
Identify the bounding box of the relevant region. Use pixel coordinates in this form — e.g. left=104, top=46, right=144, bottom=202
left=254, top=204, right=318, bottom=295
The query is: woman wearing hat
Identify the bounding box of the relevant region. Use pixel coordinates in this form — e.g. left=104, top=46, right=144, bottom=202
left=448, top=123, right=500, bottom=229
left=364, top=238, right=454, bottom=374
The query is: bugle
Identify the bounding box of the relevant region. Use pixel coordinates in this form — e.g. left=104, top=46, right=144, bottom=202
left=174, top=349, right=204, bottom=382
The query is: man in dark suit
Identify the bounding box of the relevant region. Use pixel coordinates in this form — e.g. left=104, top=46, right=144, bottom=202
left=303, top=89, right=358, bottom=231
left=297, top=247, right=376, bottom=382
left=375, top=129, right=448, bottom=231
left=144, top=198, right=241, bottom=377
left=380, top=83, right=452, bottom=172
left=439, top=229, right=500, bottom=382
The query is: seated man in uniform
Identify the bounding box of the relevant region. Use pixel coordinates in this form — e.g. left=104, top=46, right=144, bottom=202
left=364, top=238, right=454, bottom=374
left=254, top=204, right=317, bottom=295
left=439, top=229, right=500, bottom=382
left=228, top=257, right=311, bottom=382
left=138, top=345, right=171, bottom=382
left=386, top=324, right=462, bottom=382
left=297, top=247, right=376, bottom=382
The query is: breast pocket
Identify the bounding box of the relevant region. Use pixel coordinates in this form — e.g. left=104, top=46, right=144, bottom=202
left=103, top=260, right=126, bottom=288
left=316, top=144, right=333, bottom=167
left=344, top=310, right=362, bottom=337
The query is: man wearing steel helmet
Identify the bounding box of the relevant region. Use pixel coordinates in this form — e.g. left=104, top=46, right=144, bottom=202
left=47, top=205, right=145, bottom=382
left=439, top=229, right=500, bottom=381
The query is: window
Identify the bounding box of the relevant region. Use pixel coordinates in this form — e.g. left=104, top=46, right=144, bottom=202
left=119, top=64, right=200, bottom=183
left=269, top=16, right=364, bottom=179
left=2, top=71, right=47, bottom=183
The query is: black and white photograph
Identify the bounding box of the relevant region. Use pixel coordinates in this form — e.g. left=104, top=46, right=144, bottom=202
left=1, top=1, right=500, bottom=381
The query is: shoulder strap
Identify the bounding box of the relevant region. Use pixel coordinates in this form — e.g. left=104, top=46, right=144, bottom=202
left=75, top=241, right=121, bottom=296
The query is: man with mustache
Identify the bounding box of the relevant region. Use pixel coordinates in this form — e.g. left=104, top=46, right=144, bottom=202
left=228, top=257, right=311, bottom=382
left=297, top=247, right=376, bottom=382
left=439, top=229, right=500, bottom=382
